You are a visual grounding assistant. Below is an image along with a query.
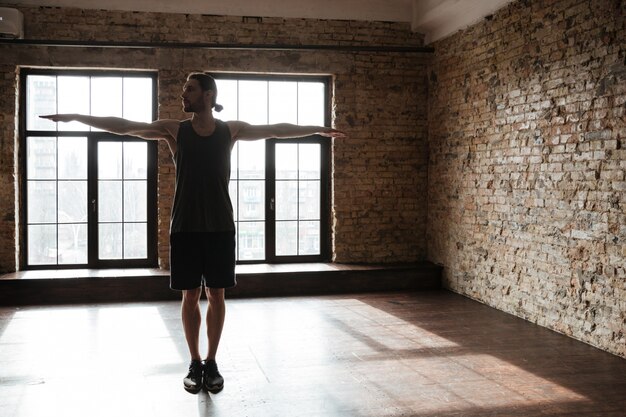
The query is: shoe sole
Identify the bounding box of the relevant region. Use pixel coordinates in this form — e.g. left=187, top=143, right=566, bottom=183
left=184, top=384, right=202, bottom=394
left=204, top=384, right=224, bottom=394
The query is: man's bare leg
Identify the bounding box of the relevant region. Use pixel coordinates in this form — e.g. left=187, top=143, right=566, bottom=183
left=181, top=288, right=203, bottom=393
left=182, top=288, right=203, bottom=360
left=203, top=287, right=226, bottom=393
left=205, top=287, right=225, bottom=360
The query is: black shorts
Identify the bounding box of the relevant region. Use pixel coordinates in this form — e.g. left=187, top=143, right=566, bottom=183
left=170, top=231, right=236, bottom=290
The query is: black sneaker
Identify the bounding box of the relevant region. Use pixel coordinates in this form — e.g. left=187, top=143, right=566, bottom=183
left=183, top=360, right=203, bottom=394
left=203, top=359, right=224, bottom=393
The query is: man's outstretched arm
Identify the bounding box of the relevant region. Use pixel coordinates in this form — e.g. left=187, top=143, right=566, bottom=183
left=227, top=121, right=346, bottom=142
left=41, top=114, right=179, bottom=154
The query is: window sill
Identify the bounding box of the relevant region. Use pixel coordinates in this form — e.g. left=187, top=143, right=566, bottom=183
left=0, top=262, right=432, bottom=281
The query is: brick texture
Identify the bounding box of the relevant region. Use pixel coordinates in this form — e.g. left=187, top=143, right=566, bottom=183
left=428, top=0, right=625, bottom=357
left=0, top=65, right=18, bottom=273
left=0, top=5, right=430, bottom=271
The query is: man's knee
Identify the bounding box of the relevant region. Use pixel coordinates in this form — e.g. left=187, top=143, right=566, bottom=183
left=206, top=287, right=225, bottom=303
left=182, top=287, right=202, bottom=305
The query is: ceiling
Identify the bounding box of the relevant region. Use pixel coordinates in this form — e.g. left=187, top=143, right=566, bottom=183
left=7, top=0, right=516, bottom=44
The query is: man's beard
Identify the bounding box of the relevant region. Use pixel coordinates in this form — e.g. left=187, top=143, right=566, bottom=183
left=183, top=101, right=204, bottom=113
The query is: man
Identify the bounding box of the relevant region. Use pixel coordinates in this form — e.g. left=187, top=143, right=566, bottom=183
left=42, top=72, right=345, bottom=394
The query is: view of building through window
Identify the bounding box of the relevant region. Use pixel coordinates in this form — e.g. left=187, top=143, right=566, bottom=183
left=24, top=72, right=155, bottom=267
left=216, top=77, right=328, bottom=261
left=23, top=71, right=328, bottom=267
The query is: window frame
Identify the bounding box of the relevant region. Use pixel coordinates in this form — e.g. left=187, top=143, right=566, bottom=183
left=212, top=73, right=332, bottom=264
left=265, top=136, right=332, bottom=264
left=19, top=68, right=159, bottom=270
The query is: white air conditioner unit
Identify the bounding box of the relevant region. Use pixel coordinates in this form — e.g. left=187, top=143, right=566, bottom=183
left=0, top=8, right=24, bottom=39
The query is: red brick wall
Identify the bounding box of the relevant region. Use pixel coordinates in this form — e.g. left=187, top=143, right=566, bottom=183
left=0, top=65, right=19, bottom=272
left=428, top=0, right=625, bottom=357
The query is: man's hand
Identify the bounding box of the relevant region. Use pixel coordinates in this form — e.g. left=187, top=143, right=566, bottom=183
left=40, top=114, right=76, bottom=123
left=319, top=128, right=346, bottom=138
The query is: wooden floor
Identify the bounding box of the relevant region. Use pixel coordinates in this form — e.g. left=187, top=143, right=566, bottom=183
left=0, top=291, right=624, bottom=417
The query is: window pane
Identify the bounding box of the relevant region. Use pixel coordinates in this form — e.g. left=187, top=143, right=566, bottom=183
left=99, top=180, right=122, bottom=222
left=91, top=78, right=122, bottom=130
left=99, top=223, right=122, bottom=259
left=238, top=222, right=264, bottom=261
left=215, top=79, right=238, bottom=121
left=28, top=225, right=57, bottom=265
left=276, top=221, right=297, bottom=256
left=299, top=221, right=320, bottom=255
left=98, top=142, right=123, bottom=179
left=299, top=181, right=320, bottom=220
left=269, top=81, right=297, bottom=124
left=124, top=223, right=147, bottom=259
left=276, top=180, right=298, bottom=220
left=26, top=76, right=57, bottom=131
left=298, top=82, right=325, bottom=126
left=57, top=76, right=90, bottom=131
left=239, top=80, right=267, bottom=124
left=276, top=143, right=298, bottom=180
left=123, top=142, right=147, bottom=179
left=239, top=180, right=264, bottom=221
left=58, top=137, right=87, bottom=179
left=27, top=137, right=56, bottom=179
left=58, top=223, right=87, bottom=264
left=123, top=77, right=152, bottom=122
left=239, top=141, right=265, bottom=179
left=28, top=181, right=56, bottom=223
left=58, top=181, right=87, bottom=223
left=299, top=144, right=321, bottom=179
left=124, top=181, right=147, bottom=222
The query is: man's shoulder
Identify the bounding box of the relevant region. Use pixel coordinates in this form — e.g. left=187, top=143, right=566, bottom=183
left=172, top=119, right=191, bottom=132
left=222, top=120, right=246, bottom=138
left=150, top=118, right=187, bottom=130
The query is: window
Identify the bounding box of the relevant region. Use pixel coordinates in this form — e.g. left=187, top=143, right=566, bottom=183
left=215, top=75, right=331, bottom=262
left=21, top=69, right=158, bottom=269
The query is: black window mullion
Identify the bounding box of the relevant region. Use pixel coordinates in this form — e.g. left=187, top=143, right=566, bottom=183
left=88, top=76, right=97, bottom=267
left=296, top=143, right=300, bottom=256
left=266, top=139, right=276, bottom=262
left=121, top=142, right=125, bottom=260
left=120, top=80, right=125, bottom=260
left=87, top=135, right=98, bottom=267
left=320, top=136, right=331, bottom=261
left=54, top=76, right=59, bottom=265
left=55, top=138, right=59, bottom=265
left=146, top=140, right=158, bottom=266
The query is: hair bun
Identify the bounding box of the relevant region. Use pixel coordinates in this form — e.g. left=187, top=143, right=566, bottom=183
left=214, top=103, right=224, bottom=112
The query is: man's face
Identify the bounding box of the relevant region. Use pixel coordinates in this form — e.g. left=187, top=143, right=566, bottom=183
left=181, top=79, right=212, bottom=113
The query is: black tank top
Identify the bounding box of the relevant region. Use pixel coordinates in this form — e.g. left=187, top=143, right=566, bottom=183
left=170, top=119, right=235, bottom=233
